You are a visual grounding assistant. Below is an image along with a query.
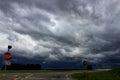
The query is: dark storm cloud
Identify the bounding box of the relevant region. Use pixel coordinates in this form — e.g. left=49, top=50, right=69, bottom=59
left=0, top=0, right=120, bottom=68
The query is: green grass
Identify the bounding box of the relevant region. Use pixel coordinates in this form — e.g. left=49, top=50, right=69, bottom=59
left=0, top=69, right=83, bottom=73
left=71, top=67, right=120, bottom=80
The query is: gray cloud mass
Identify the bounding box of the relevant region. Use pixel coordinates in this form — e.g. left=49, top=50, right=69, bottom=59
left=0, top=0, right=120, bottom=68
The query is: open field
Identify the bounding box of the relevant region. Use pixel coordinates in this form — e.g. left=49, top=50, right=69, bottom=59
left=71, top=67, right=120, bottom=80
left=0, top=69, right=97, bottom=80
left=0, top=72, right=75, bottom=80
left=0, top=69, right=115, bottom=80
left=0, top=69, right=85, bottom=73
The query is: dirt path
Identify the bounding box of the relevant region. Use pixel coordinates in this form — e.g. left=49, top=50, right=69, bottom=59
left=0, top=72, right=75, bottom=80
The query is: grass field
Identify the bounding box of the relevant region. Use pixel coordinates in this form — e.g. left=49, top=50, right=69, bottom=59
left=71, top=67, right=120, bottom=80
left=0, top=69, right=84, bottom=73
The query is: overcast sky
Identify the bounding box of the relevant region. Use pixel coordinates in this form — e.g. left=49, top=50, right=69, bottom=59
left=0, top=0, right=120, bottom=68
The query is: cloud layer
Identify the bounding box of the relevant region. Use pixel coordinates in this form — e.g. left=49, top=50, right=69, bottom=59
left=0, top=0, right=120, bottom=68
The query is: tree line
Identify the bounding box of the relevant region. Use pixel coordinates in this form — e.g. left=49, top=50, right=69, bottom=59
left=2, top=64, right=41, bottom=70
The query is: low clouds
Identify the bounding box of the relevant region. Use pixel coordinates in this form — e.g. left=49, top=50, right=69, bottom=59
left=0, top=0, right=120, bottom=68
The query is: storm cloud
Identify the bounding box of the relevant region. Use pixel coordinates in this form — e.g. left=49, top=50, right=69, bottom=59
left=0, top=0, right=120, bottom=68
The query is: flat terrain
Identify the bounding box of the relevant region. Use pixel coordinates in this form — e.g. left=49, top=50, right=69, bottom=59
left=0, top=69, right=110, bottom=80
left=72, top=68, right=120, bottom=80
left=0, top=72, right=75, bottom=80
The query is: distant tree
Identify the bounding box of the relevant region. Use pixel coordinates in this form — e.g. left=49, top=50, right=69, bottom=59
left=82, top=60, right=93, bottom=70
left=87, top=65, right=93, bottom=70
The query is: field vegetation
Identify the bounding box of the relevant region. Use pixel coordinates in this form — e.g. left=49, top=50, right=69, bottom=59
left=72, top=66, right=120, bottom=80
